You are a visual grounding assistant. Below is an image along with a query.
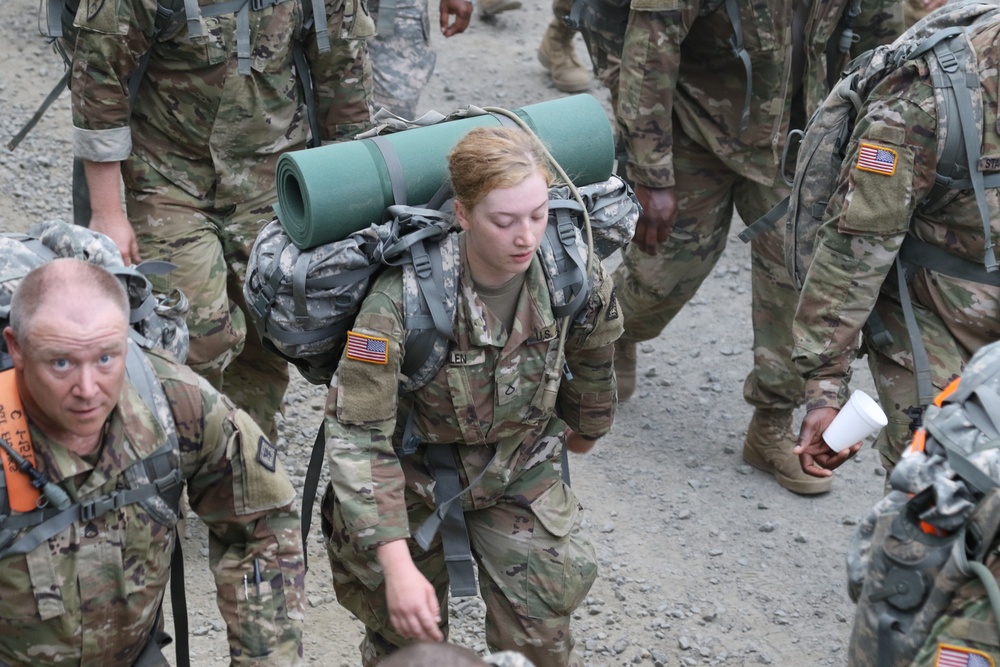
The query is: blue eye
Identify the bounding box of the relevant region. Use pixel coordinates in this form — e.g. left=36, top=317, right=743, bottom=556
left=53, top=359, right=69, bottom=370
left=99, top=354, right=112, bottom=364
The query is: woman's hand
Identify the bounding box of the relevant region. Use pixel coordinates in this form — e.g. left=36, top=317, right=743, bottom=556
left=376, top=540, right=444, bottom=642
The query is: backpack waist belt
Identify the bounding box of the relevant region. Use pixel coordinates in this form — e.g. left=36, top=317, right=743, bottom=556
left=900, top=235, right=1000, bottom=286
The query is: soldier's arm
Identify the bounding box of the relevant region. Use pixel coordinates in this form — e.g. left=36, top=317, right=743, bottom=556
left=558, top=262, right=623, bottom=441
left=792, top=62, right=938, bottom=411
left=323, top=287, right=409, bottom=551
left=617, top=0, right=700, bottom=189
left=852, top=0, right=905, bottom=57
left=305, top=0, right=375, bottom=142
left=158, top=362, right=304, bottom=665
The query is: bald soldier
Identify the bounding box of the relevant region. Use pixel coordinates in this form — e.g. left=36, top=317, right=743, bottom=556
left=0, top=259, right=304, bottom=666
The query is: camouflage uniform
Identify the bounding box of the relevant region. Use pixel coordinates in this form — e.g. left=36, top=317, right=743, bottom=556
left=320, top=240, right=622, bottom=667
left=0, top=348, right=305, bottom=666
left=612, top=0, right=901, bottom=413
left=69, top=0, right=374, bottom=438
left=369, top=0, right=436, bottom=118
left=791, top=21, right=1000, bottom=467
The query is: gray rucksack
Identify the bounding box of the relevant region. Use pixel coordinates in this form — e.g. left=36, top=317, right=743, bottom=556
left=244, top=175, right=640, bottom=389
left=846, top=339, right=1000, bottom=667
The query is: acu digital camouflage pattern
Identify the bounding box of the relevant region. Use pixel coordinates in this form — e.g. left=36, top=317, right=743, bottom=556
left=485, top=651, right=537, bottom=667
left=791, top=14, right=1000, bottom=465
left=846, top=341, right=1000, bottom=667
left=69, top=0, right=374, bottom=438
left=0, top=220, right=189, bottom=363
left=321, top=244, right=621, bottom=667
left=0, top=349, right=305, bottom=666
left=368, top=0, right=436, bottom=118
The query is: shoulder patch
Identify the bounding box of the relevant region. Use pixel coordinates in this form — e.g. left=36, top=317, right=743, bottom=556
left=256, top=436, right=277, bottom=472
left=934, top=644, right=993, bottom=667
left=856, top=143, right=898, bottom=176
left=86, top=0, right=105, bottom=21
left=606, top=286, right=620, bottom=321
left=346, top=331, right=389, bottom=364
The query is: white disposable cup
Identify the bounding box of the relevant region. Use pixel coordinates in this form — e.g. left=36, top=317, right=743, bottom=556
left=822, top=390, right=889, bottom=452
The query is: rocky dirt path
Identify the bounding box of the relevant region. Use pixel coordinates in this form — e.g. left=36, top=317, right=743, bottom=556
left=0, top=1, right=890, bottom=664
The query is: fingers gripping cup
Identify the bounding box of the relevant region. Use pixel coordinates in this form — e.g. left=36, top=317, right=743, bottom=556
left=823, top=390, right=889, bottom=452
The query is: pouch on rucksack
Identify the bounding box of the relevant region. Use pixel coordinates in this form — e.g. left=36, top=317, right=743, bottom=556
left=846, top=339, right=1000, bottom=667
left=0, top=219, right=190, bottom=364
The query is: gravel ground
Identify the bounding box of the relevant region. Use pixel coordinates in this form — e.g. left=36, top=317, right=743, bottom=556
left=0, top=1, right=891, bottom=664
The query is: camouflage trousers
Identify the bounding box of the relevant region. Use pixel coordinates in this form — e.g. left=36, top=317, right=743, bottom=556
left=124, top=164, right=288, bottom=440
left=611, top=129, right=804, bottom=411
left=369, top=0, right=436, bottom=118
left=321, top=453, right=596, bottom=667
left=861, top=293, right=970, bottom=470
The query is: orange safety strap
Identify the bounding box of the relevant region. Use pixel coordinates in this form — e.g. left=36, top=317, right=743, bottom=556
left=905, top=376, right=965, bottom=456
left=0, top=369, right=40, bottom=512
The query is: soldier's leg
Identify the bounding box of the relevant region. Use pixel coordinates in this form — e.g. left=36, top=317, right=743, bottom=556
left=125, top=169, right=245, bottom=391
left=369, top=0, right=436, bottom=119
left=468, top=466, right=597, bottom=667
left=321, top=484, right=450, bottom=667
left=538, top=0, right=592, bottom=93
left=864, top=297, right=968, bottom=471
left=217, top=193, right=290, bottom=441
left=733, top=181, right=826, bottom=493
left=612, top=132, right=738, bottom=344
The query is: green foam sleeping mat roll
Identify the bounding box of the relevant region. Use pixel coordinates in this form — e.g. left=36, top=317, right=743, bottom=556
left=274, top=94, right=615, bottom=249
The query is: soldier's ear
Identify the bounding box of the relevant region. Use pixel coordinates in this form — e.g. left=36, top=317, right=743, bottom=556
left=3, top=327, right=22, bottom=368
left=454, top=200, right=473, bottom=231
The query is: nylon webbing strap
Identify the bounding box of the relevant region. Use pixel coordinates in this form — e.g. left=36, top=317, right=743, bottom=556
left=409, top=240, right=457, bottom=340
left=895, top=255, right=935, bottom=407
left=724, top=0, right=751, bottom=132
left=310, top=0, right=331, bottom=53
left=184, top=0, right=203, bottom=36
left=876, top=613, right=899, bottom=667
left=170, top=535, right=190, bottom=667
left=236, top=2, right=252, bottom=75
left=292, top=42, right=323, bottom=148
left=739, top=196, right=788, bottom=244
left=376, top=0, right=398, bottom=36
left=415, top=445, right=478, bottom=597
left=6, top=70, right=70, bottom=152
left=900, top=235, right=1000, bottom=287
left=932, top=39, right=998, bottom=273
left=0, top=468, right=183, bottom=560
left=369, top=136, right=408, bottom=207
left=47, top=0, right=63, bottom=36
left=544, top=207, right=589, bottom=320
left=300, top=422, right=326, bottom=572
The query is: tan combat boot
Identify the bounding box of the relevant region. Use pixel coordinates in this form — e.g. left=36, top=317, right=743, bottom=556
left=742, top=408, right=832, bottom=495
left=615, top=340, right=637, bottom=402
left=537, top=20, right=592, bottom=93
left=478, top=0, right=521, bottom=17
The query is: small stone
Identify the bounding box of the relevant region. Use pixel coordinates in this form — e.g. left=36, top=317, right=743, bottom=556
left=794, top=533, right=808, bottom=544
left=759, top=522, right=775, bottom=533
left=677, top=509, right=692, bottom=520
left=708, top=547, right=724, bottom=556
left=678, top=636, right=691, bottom=650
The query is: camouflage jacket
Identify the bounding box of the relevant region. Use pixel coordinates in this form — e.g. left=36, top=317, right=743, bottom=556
left=0, top=349, right=305, bottom=666
left=324, top=240, right=622, bottom=550
left=70, top=0, right=373, bottom=207
left=792, top=22, right=1000, bottom=411
left=618, top=0, right=902, bottom=189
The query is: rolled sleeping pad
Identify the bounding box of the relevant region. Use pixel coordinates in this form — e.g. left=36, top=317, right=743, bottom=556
left=275, top=93, right=615, bottom=249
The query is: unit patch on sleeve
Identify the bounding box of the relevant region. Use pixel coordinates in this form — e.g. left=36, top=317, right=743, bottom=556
left=606, top=286, right=620, bottom=321
left=346, top=331, right=389, bottom=364
left=256, top=436, right=277, bottom=472
left=856, top=143, right=898, bottom=176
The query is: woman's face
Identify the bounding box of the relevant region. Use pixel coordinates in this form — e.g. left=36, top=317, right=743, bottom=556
left=456, top=171, right=549, bottom=288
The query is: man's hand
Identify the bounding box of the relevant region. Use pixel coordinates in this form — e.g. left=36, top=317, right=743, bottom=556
left=90, top=209, right=141, bottom=267
left=377, top=540, right=444, bottom=642
left=439, top=0, right=472, bottom=36
left=632, top=185, right=677, bottom=255
left=793, top=407, right=861, bottom=477
left=83, top=159, right=141, bottom=266
left=565, top=428, right=597, bottom=454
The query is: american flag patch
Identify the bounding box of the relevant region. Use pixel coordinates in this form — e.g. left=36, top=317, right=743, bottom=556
left=345, top=331, right=389, bottom=364
left=857, top=142, right=898, bottom=176
left=936, top=645, right=994, bottom=667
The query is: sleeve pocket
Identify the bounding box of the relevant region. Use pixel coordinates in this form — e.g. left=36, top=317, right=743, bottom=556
left=839, top=134, right=914, bottom=236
